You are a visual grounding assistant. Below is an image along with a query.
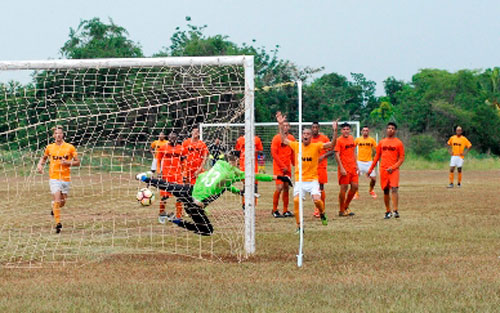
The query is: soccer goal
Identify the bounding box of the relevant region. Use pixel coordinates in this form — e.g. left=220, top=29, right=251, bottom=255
left=0, top=56, right=256, bottom=267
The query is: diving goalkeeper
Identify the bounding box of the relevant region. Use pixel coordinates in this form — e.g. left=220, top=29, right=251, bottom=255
left=136, top=151, right=292, bottom=236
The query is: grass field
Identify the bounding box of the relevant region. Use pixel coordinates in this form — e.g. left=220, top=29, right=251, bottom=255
left=1, top=169, right=500, bottom=312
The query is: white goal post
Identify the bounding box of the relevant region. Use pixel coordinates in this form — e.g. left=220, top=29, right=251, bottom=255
left=0, top=55, right=256, bottom=267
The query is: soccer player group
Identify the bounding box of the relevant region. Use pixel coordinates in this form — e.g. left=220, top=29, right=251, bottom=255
left=37, top=120, right=472, bottom=235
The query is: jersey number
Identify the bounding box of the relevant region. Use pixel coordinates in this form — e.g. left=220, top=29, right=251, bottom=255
left=200, top=171, right=221, bottom=187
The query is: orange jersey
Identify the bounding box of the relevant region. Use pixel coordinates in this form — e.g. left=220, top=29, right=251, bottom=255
left=335, top=135, right=357, bottom=173
left=271, top=133, right=295, bottom=171
left=311, top=133, right=331, bottom=168
left=157, top=144, right=185, bottom=182
left=447, top=135, right=471, bottom=158
left=373, top=137, right=405, bottom=169
left=151, top=139, right=168, bottom=155
left=290, top=141, right=324, bottom=182
left=182, top=138, right=208, bottom=171
left=355, top=136, right=377, bottom=162
left=44, top=142, right=77, bottom=182
left=235, top=135, right=264, bottom=172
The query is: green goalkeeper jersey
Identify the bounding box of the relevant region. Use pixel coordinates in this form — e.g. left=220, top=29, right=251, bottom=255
left=192, top=160, right=272, bottom=202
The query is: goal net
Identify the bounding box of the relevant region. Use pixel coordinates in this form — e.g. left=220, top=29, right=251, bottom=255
left=0, top=56, right=255, bottom=267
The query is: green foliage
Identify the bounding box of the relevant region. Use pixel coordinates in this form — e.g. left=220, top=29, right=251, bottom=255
left=409, top=134, right=439, bottom=158
left=60, top=17, right=143, bottom=59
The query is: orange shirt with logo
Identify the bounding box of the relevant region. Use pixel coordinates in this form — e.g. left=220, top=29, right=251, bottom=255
left=335, top=135, right=357, bottom=173
left=289, top=141, right=324, bottom=182
left=271, top=133, right=295, bottom=171
left=182, top=138, right=208, bottom=171
left=354, top=136, right=377, bottom=162
left=44, top=142, right=77, bottom=182
left=156, top=144, right=185, bottom=182
left=373, top=137, right=405, bottom=169
left=447, top=135, right=471, bottom=159
left=311, top=133, right=331, bottom=168
left=234, top=136, right=264, bottom=172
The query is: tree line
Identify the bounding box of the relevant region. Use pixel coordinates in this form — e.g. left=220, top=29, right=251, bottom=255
left=1, top=17, right=499, bottom=156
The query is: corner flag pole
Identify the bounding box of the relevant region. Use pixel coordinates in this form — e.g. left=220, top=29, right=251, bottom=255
left=297, top=80, right=304, bottom=267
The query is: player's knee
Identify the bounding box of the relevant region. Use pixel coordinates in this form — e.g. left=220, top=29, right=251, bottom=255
left=457, top=167, right=462, bottom=173
left=383, top=188, right=390, bottom=195
left=351, top=184, right=359, bottom=192
left=319, top=184, right=324, bottom=191
left=340, top=185, right=348, bottom=192
left=391, top=187, right=399, bottom=193
left=449, top=167, right=455, bottom=172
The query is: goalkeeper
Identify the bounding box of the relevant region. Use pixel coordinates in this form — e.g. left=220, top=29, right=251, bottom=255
left=136, top=151, right=292, bottom=236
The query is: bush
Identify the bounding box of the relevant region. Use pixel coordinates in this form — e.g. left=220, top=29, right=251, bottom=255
left=409, top=134, right=439, bottom=158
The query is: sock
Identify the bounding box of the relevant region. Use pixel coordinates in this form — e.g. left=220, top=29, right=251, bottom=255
left=321, top=190, right=326, bottom=205
left=449, top=172, right=454, bottom=184
left=272, top=191, right=280, bottom=212
left=53, top=201, right=61, bottom=224
left=283, top=191, right=289, bottom=213
left=159, top=201, right=166, bottom=214
left=294, top=196, right=300, bottom=225
left=313, top=199, right=325, bottom=214
left=458, top=172, right=462, bottom=184
left=175, top=202, right=183, bottom=218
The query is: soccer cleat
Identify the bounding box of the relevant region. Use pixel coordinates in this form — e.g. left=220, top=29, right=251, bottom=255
left=320, top=213, right=328, bottom=226
left=345, top=208, right=355, bottom=216
left=158, top=212, right=168, bottom=224
left=369, top=190, right=377, bottom=199
left=457, top=183, right=461, bottom=188
left=353, top=192, right=359, bottom=200
left=295, top=227, right=304, bottom=235
left=313, top=207, right=320, bottom=218
left=282, top=211, right=294, bottom=218
left=272, top=211, right=282, bottom=218
left=339, top=211, right=349, bottom=217
left=447, top=183, right=454, bottom=188
left=50, top=210, right=54, bottom=216
left=384, top=211, right=392, bottom=219
left=393, top=211, right=400, bottom=218
left=55, top=223, right=62, bottom=234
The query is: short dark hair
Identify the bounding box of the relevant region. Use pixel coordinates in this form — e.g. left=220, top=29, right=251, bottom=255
left=340, top=122, right=351, bottom=129
left=387, top=122, right=398, bottom=129
left=227, top=150, right=240, bottom=161
left=362, top=125, right=369, bottom=130
left=312, top=121, right=319, bottom=126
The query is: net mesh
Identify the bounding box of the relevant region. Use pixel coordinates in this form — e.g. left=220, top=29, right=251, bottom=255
left=0, top=61, right=249, bottom=267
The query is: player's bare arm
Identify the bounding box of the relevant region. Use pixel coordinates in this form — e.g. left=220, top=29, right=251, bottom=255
left=276, top=111, right=291, bottom=146
left=322, top=119, right=339, bottom=150
left=61, top=155, right=81, bottom=167
left=387, top=154, right=405, bottom=174
left=37, top=155, right=49, bottom=174
left=319, top=150, right=335, bottom=162
left=334, top=151, right=347, bottom=176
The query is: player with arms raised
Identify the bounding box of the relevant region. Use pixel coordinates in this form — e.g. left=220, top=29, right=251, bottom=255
left=367, top=122, right=405, bottom=219
left=276, top=112, right=338, bottom=232
left=447, top=126, right=472, bottom=188
left=270, top=120, right=295, bottom=218
left=37, top=126, right=80, bottom=233
left=136, top=151, right=292, bottom=236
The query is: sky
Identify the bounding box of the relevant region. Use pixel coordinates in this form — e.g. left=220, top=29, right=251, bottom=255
left=1, top=0, right=500, bottom=94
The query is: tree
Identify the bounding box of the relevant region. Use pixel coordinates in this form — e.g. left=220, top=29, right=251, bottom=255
left=60, top=17, right=143, bottom=59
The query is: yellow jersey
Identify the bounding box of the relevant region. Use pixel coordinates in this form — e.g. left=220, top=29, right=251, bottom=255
left=289, top=141, right=324, bottom=182
left=354, top=136, right=377, bottom=162
left=151, top=140, right=168, bottom=155
left=44, top=142, right=77, bottom=182
left=447, top=135, right=471, bottom=158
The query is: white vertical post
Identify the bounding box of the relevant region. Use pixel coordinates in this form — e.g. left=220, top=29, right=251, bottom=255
left=297, top=80, right=304, bottom=267
left=244, top=56, right=255, bottom=255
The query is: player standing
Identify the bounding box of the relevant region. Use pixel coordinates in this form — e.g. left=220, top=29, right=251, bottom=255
left=234, top=132, right=264, bottom=206
left=334, top=123, right=358, bottom=217
left=311, top=122, right=335, bottom=218
left=354, top=126, right=378, bottom=199
left=208, top=138, right=226, bottom=167
left=276, top=112, right=338, bottom=232
left=37, top=126, right=80, bottom=233
left=182, top=128, right=209, bottom=185
left=136, top=152, right=292, bottom=236
left=156, top=132, right=185, bottom=223
left=367, top=122, right=405, bottom=219
left=149, top=132, right=167, bottom=174
left=270, top=120, right=295, bottom=218
left=447, top=126, right=472, bottom=188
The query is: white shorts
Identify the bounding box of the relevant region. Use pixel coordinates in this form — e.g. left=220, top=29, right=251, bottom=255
left=293, top=181, right=321, bottom=199
left=450, top=156, right=464, bottom=168
left=357, top=161, right=376, bottom=177
left=151, top=158, right=157, bottom=171
left=49, top=179, right=70, bottom=195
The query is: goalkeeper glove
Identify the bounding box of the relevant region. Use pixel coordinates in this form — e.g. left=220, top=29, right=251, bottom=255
left=277, top=175, right=293, bottom=186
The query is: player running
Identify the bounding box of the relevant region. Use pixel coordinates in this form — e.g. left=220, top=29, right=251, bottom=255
left=354, top=126, right=378, bottom=199
left=37, top=125, right=81, bottom=233
left=276, top=112, right=338, bottom=233
left=182, top=128, right=209, bottom=185
left=334, top=123, right=359, bottom=217
left=311, top=122, right=334, bottom=218
left=136, top=151, right=292, bottom=236
left=149, top=132, right=168, bottom=174
left=156, top=132, right=185, bottom=223
left=447, top=126, right=472, bottom=188
left=367, top=122, right=405, bottom=219
left=270, top=120, right=295, bottom=218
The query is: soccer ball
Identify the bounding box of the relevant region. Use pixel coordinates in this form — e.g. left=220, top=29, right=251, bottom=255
left=136, top=188, right=155, bottom=206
